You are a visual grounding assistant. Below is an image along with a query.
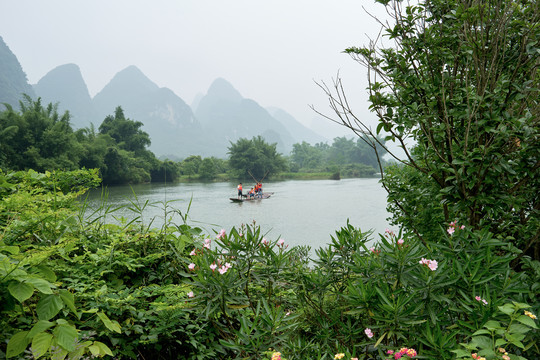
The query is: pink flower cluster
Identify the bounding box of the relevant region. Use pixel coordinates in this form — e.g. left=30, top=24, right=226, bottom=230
left=203, top=238, right=211, bottom=249
left=218, top=262, right=232, bottom=274
left=216, top=229, right=226, bottom=239
left=447, top=220, right=465, bottom=235
left=475, top=296, right=488, bottom=305
left=419, top=258, right=438, bottom=271
left=369, top=247, right=381, bottom=255
left=397, top=238, right=404, bottom=245
left=261, top=238, right=269, bottom=246
left=386, top=347, right=417, bottom=359
left=364, top=328, right=374, bottom=338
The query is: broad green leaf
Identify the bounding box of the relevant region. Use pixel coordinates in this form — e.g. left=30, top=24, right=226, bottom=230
left=36, top=265, right=57, bottom=282
left=27, top=320, right=55, bottom=338
left=516, top=315, right=538, bottom=329
left=483, top=320, right=502, bottom=330
left=31, top=332, right=53, bottom=359
left=53, top=324, right=78, bottom=352
left=58, top=289, right=77, bottom=317
left=36, top=294, right=64, bottom=321
left=25, top=278, right=54, bottom=294
left=8, top=281, right=34, bottom=303
left=96, top=311, right=121, bottom=333
left=6, top=331, right=30, bottom=358
left=50, top=346, right=68, bottom=360
left=88, top=341, right=114, bottom=357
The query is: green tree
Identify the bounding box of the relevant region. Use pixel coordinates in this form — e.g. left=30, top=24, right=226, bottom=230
left=198, top=157, right=217, bottom=180
left=97, top=107, right=155, bottom=184
left=99, top=106, right=151, bottom=154
left=0, top=96, right=81, bottom=171
left=180, top=155, right=202, bottom=178
left=291, top=141, right=324, bottom=171
left=228, top=136, right=286, bottom=179
left=319, top=0, right=539, bottom=258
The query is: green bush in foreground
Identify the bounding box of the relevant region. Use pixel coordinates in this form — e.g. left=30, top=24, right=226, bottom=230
left=1, top=169, right=538, bottom=359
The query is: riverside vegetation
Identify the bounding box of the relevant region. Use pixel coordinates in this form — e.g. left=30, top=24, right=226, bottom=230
left=0, top=169, right=538, bottom=360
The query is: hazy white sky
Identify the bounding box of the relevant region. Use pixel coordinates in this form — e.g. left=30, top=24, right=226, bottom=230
left=0, top=0, right=388, bottom=134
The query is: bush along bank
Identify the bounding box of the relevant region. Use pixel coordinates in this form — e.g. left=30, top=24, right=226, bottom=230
left=0, top=169, right=538, bottom=359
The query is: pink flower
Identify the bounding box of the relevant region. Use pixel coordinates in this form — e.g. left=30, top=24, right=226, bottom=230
left=210, top=263, right=217, bottom=271
left=188, top=263, right=196, bottom=270
left=364, top=328, right=374, bottom=338
left=277, top=238, right=285, bottom=246
left=460, top=225, right=465, bottom=230
left=285, top=311, right=290, bottom=316
left=386, top=350, right=394, bottom=355
left=218, top=265, right=228, bottom=274
left=447, top=227, right=455, bottom=235
left=397, top=238, right=404, bottom=245
left=190, top=249, right=196, bottom=256
left=420, top=258, right=438, bottom=271
left=203, top=243, right=211, bottom=249
left=187, top=291, right=194, bottom=298
left=394, top=353, right=402, bottom=359
left=261, top=238, right=269, bottom=246
left=475, top=296, right=488, bottom=305
left=217, top=229, right=226, bottom=239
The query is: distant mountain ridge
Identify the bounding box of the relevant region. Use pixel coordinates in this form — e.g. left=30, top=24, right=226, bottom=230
left=0, top=36, right=36, bottom=108
left=33, top=64, right=96, bottom=129
left=1, top=37, right=332, bottom=158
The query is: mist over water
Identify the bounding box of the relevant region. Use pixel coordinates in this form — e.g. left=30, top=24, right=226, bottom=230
left=86, top=178, right=390, bottom=253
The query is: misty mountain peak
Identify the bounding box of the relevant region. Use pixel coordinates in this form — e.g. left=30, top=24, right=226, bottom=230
left=105, top=65, right=159, bottom=94
left=206, top=78, right=242, bottom=103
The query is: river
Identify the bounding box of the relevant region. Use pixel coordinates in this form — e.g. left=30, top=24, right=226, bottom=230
left=85, top=178, right=391, bottom=253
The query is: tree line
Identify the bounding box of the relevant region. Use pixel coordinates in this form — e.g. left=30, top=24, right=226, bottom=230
left=0, top=96, right=386, bottom=184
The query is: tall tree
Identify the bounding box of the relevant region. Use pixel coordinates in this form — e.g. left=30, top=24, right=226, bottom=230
left=228, top=136, right=286, bottom=179
left=0, top=96, right=80, bottom=171
left=318, top=0, right=539, bottom=258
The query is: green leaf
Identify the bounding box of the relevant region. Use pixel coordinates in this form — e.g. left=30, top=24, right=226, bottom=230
left=483, top=320, right=502, bottom=330
left=58, top=290, right=77, bottom=317
left=25, top=278, right=54, bottom=294
left=88, top=341, right=114, bottom=357
left=36, top=294, right=64, bottom=321
left=53, top=324, right=78, bottom=352
left=27, top=320, right=55, bottom=338
left=31, top=332, right=53, bottom=359
left=8, top=281, right=34, bottom=303
left=96, top=311, right=121, bottom=333
left=516, top=315, right=538, bottom=329
left=50, top=346, right=68, bottom=360
left=6, top=331, right=30, bottom=358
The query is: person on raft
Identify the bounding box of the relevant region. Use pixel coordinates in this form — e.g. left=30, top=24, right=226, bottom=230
left=248, top=187, right=255, bottom=199
left=256, top=182, right=263, bottom=198
left=237, top=183, right=243, bottom=199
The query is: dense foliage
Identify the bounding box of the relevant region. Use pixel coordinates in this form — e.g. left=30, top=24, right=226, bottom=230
left=1, top=169, right=538, bottom=360
left=321, top=0, right=539, bottom=259
left=289, top=137, right=387, bottom=177
left=0, top=98, right=181, bottom=185
left=227, top=136, right=287, bottom=180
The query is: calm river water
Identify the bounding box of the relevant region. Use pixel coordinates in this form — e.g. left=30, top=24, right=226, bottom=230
left=86, top=178, right=390, bottom=252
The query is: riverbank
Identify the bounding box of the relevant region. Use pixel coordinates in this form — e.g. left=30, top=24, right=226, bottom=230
left=176, top=171, right=379, bottom=182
